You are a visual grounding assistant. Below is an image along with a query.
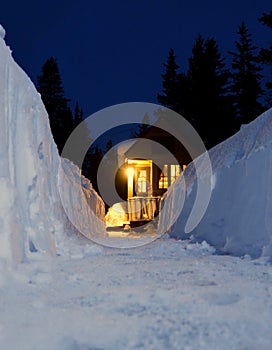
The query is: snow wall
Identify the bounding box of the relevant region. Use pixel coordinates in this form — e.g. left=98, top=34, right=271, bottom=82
left=159, top=108, right=272, bottom=258
left=0, top=26, right=105, bottom=268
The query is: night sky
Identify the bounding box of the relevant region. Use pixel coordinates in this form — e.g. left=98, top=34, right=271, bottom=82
left=1, top=1, right=272, bottom=117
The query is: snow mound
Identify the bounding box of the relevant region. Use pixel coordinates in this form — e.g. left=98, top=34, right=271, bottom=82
left=0, top=27, right=105, bottom=270
left=105, top=202, right=129, bottom=227
left=159, top=108, right=272, bottom=258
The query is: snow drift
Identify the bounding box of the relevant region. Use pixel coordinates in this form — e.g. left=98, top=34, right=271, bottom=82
left=0, top=26, right=105, bottom=268
left=159, top=108, right=272, bottom=258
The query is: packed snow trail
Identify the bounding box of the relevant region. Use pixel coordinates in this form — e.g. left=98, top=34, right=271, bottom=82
left=1, top=238, right=272, bottom=350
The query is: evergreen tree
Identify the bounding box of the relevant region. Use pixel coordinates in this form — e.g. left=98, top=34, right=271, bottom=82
left=74, top=101, right=83, bottom=127
left=188, top=35, right=234, bottom=147
left=157, top=49, right=192, bottom=123
left=157, top=48, right=181, bottom=112
left=229, top=22, right=264, bottom=124
left=37, top=57, right=74, bottom=153
left=259, top=11, right=272, bottom=106
left=157, top=37, right=234, bottom=148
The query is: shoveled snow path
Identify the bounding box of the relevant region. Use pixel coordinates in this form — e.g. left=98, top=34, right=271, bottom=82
left=0, top=238, right=272, bottom=350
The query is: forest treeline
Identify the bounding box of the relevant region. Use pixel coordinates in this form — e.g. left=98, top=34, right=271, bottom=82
left=158, top=16, right=272, bottom=149
left=35, top=11, right=272, bottom=189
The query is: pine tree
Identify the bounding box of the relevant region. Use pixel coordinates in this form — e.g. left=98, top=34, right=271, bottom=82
left=259, top=11, right=272, bottom=106
left=157, top=48, right=181, bottom=112
left=157, top=49, right=192, bottom=126
left=188, top=35, right=234, bottom=147
left=157, top=38, right=234, bottom=148
left=37, top=57, right=74, bottom=153
left=229, top=22, right=264, bottom=124
left=204, top=37, right=235, bottom=145
left=74, top=101, right=83, bottom=127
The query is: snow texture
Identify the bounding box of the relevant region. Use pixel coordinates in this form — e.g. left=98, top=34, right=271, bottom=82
left=159, top=108, right=272, bottom=258
left=0, top=28, right=105, bottom=270
left=1, top=239, right=272, bottom=350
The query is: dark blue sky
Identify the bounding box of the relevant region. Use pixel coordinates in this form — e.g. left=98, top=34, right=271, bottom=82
left=1, top=1, right=271, bottom=116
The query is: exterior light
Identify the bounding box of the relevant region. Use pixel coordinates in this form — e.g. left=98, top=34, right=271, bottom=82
left=126, top=167, right=134, bottom=178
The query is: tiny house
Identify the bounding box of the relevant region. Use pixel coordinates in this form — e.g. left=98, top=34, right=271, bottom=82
left=115, top=122, right=192, bottom=226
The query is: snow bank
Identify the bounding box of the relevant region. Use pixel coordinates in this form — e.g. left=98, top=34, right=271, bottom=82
left=159, top=108, right=272, bottom=258
left=0, top=26, right=105, bottom=269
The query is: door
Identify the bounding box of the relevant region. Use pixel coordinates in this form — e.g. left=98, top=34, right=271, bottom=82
left=126, top=159, right=152, bottom=199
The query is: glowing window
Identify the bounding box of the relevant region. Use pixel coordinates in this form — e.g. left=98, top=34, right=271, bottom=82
left=170, top=165, right=181, bottom=184
left=159, top=164, right=182, bottom=189
left=159, top=165, right=168, bottom=189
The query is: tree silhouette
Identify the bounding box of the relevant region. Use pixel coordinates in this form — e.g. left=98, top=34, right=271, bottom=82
left=37, top=57, right=74, bottom=154
left=187, top=35, right=233, bottom=147
left=229, top=22, right=264, bottom=124
left=74, top=101, right=84, bottom=127
left=158, top=37, right=235, bottom=149
left=157, top=48, right=181, bottom=112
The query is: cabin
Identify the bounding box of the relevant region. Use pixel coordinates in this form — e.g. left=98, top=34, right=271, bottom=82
left=113, top=119, right=192, bottom=227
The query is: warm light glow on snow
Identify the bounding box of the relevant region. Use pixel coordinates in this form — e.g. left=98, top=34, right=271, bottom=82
left=105, top=202, right=129, bottom=227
